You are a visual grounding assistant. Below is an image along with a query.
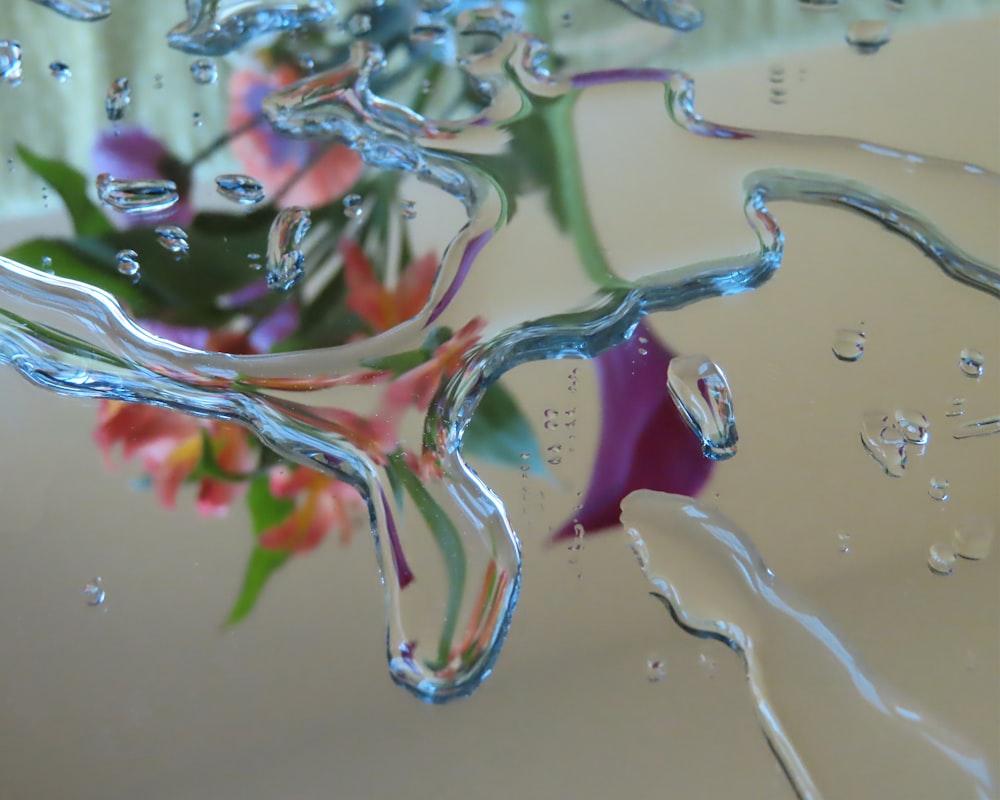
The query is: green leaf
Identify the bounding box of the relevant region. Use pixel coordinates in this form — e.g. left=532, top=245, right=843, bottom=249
left=359, top=327, right=453, bottom=376
left=226, top=475, right=296, bottom=625
left=463, top=381, right=547, bottom=474
left=387, top=452, right=466, bottom=669
left=16, top=144, right=113, bottom=238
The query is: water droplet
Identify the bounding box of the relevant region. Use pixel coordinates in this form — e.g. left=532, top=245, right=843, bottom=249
left=951, top=517, right=995, bottom=561
left=6, top=158, right=13, bottom=173
left=860, top=411, right=906, bottom=477
left=893, top=409, right=929, bottom=444
left=96, top=173, right=179, bottom=216
left=958, top=348, right=984, bottom=377
left=48, top=61, right=71, bottom=82
left=798, top=0, right=840, bottom=8
left=343, top=193, right=363, bottom=218
left=153, top=73, right=164, bottom=90
left=768, top=65, right=786, bottom=106
left=846, top=20, right=891, bottom=54
left=190, top=58, right=218, bottom=85
left=561, top=11, right=574, bottom=27
left=928, top=477, right=950, bottom=502
left=115, top=249, right=140, bottom=276
left=614, top=0, right=704, bottom=31
left=215, top=173, right=266, bottom=205
left=666, top=354, right=738, bottom=460
left=28, top=0, right=110, bottom=21
left=192, top=111, right=203, bottom=128
left=832, top=327, right=866, bottom=361
left=83, top=577, right=105, bottom=606
left=39, top=255, right=53, bottom=274
left=0, top=40, right=23, bottom=86
left=105, top=76, right=131, bottom=121
left=646, top=657, right=666, bottom=682
left=945, top=396, right=966, bottom=417
left=154, top=225, right=190, bottom=255
left=927, top=543, right=956, bottom=575
left=952, top=415, right=1000, bottom=439
left=401, top=199, right=417, bottom=220
left=885, top=0, right=905, bottom=9
left=837, top=531, right=852, bottom=553
left=266, top=207, right=311, bottom=291
left=348, top=12, right=372, bottom=35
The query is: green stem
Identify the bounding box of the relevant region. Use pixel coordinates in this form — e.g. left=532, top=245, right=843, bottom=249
left=539, top=96, right=631, bottom=289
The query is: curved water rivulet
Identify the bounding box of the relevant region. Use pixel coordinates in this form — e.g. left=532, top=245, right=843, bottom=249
left=0, top=10, right=998, bottom=704
left=621, top=491, right=996, bottom=800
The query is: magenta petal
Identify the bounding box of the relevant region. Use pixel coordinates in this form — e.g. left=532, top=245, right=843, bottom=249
left=247, top=301, right=299, bottom=353
left=552, top=320, right=713, bottom=541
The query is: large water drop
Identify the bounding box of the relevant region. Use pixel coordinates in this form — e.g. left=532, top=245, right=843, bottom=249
left=666, top=354, right=738, bottom=460
left=831, top=327, right=865, bottom=361
left=951, top=517, right=995, bottom=561
left=96, top=173, right=179, bottom=215
left=958, top=348, right=984, bottom=377
left=266, top=207, right=311, bottom=291
left=846, top=20, right=892, bottom=54
left=620, top=491, right=996, bottom=800
left=860, top=411, right=906, bottom=477
left=927, top=542, right=956, bottom=575
left=105, top=76, right=131, bottom=121
left=215, top=174, right=266, bottom=205
left=154, top=225, right=190, bottom=256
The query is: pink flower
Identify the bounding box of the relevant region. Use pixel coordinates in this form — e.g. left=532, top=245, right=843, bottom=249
left=341, top=238, right=438, bottom=333
left=91, top=126, right=194, bottom=228
left=95, top=402, right=256, bottom=516
left=228, top=66, right=363, bottom=208
left=258, top=465, right=366, bottom=552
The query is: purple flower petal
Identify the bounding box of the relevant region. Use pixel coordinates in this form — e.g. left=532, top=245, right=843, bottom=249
left=552, top=320, right=713, bottom=541
left=247, top=301, right=299, bottom=353
left=427, top=229, right=492, bottom=325
left=570, top=68, right=677, bottom=89
left=138, top=319, right=212, bottom=350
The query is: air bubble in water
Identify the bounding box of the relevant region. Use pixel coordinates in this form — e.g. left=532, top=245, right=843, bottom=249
left=768, top=65, right=786, bottom=106
left=154, top=225, right=190, bottom=255
left=266, top=207, right=311, bottom=291
left=798, top=0, right=840, bottom=8
left=945, top=396, right=966, bottom=418
left=951, top=517, right=995, bottom=561
left=860, top=411, right=906, bottom=477
left=105, top=76, right=131, bottom=121
left=49, top=61, right=71, bottom=82
left=928, top=477, right=950, bottom=502
left=666, top=354, right=738, bottom=460
left=646, top=657, right=666, bottom=682
left=215, top=174, right=266, bottom=205
left=958, top=348, right=984, bottom=377
left=348, top=12, right=372, bottom=35
left=837, top=531, right=852, bottom=553
left=190, top=58, right=218, bottom=85
left=96, top=173, right=179, bottom=215
left=894, top=409, right=929, bottom=444
left=401, top=200, right=417, bottom=220
left=83, top=578, right=105, bottom=606
left=927, top=543, right=956, bottom=575
left=561, top=11, right=574, bottom=27
left=192, top=111, right=203, bottom=128
left=0, top=40, right=23, bottom=86
left=115, top=249, right=140, bottom=276
left=343, top=193, right=363, bottom=218
left=28, top=0, right=110, bottom=21
left=846, top=20, right=891, bottom=54
left=832, top=327, right=866, bottom=361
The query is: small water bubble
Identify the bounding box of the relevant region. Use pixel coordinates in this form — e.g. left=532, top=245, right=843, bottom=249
left=951, top=517, right=995, bottom=561
left=832, top=327, right=866, bottom=361
left=561, top=11, right=574, bottom=27
left=105, top=76, right=131, bottom=121
left=266, top=207, right=311, bottom=291
left=192, top=111, right=203, bottom=128
left=298, top=54, right=316, bottom=73
left=893, top=409, right=929, bottom=444
left=48, top=61, right=71, bottom=82
left=215, top=173, right=266, bottom=205
left=846, top=20, right=891, bottom=54
left=420, top=78, right=432, bottom=94
left=115, top=249, right=140, bottom=276
left=83, top=578, right=105, bottom=606
left=837, top=531, right=852, bottom=553
left=927, top=542, right=956, bottom=575
left=190, top=58, right=218, bottom=85
left=153, top=73, right=164, bottom=90
left=666, top=354, right=738, bottom=460
left=348, top=12, right=372, bottom=35
left=958, top=348, right=984, bottom=377
left=6, top=158, right=13, bottom=173
left=928, top=477, right=950, bottom=502
left=945, top=396, right=966, bottom=417
left=247, top=251, right=263, bottom=270
left=40, top=255, right=52, bottom=271
left=798, top=0, right=840, bottom=8
left=343, top=193, right=363, bottom=218
left=401, top=199, right=417, bottom=220
left=0, top=39, right=23, bottom=86
left=154, top=225, right=190, bottom=255
left=646, top=657, right=666, bottom=682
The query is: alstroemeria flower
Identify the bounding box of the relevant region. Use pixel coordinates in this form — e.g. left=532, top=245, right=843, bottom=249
left=341, top=238, right=438, bottom=333
left=383, top=318, right=486, bottom=414
left=91, top=126, right=194, bottom=228
left=259, top=465, right=366, bottom=552
left=95, top=402, right=255, bottom=516
left=229, top=66, right=363, bottom=207
left=551, top=320, right=714, bottom=541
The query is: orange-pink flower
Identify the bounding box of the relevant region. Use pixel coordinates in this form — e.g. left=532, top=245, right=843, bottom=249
left=259, top=465, right=365, bottom=553
left=228, top=65, right=363, bottom=208
left=95, top=402, right=256, bottom=516
left=383, top=318, right=486, bottom=414
left=340, top=238, right=438, bottom=333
